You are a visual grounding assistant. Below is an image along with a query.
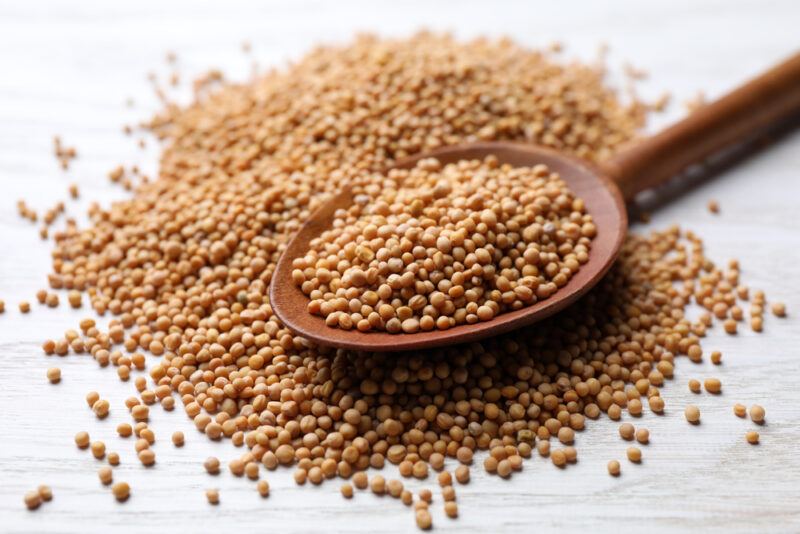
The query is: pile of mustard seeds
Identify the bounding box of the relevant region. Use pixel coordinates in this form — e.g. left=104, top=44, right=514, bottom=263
left=35, top=33, right=784, bottom=528
left=295, top=156, right=594, bottom=333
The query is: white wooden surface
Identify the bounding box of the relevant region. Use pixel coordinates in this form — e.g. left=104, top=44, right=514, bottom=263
left=1, top=1, right=799, bottom=532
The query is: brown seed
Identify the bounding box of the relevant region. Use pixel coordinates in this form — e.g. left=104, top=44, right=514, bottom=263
left=626, top=447, right=642, bottom=463
left=771, top=302, right=786, bottom=317
left=138, top=449, right=155, bottom=466
left=454, top=465, right=470, bottom=484
left=19, top=301, right=30, bottom=313
left=619, top=423, right=635, bottom=441
left=635, top=428, right=650, bottom=444
left=688, top=379, right=701, bottom=394
left=204, top=457, right=220, bottom=475
left=707, top=200, right=719, bottom=214
left=117, top=423, right=133, bottom=438
left=370, top=475, right=386, bottom=495
left=24, top=491, right=42, bottom=510
left=257, top=480, right=270, bottom=497
left=415, top=509, right=433, bottom=530
left=607, top=460, right=621, bottom=476
left=206, top=489, right=219, bottom=505
left=112, top=482, right=130, bottom=501
left=75, top=431, right=90, bottom=449
left=172, top=431, right=185, bottom=447
left=733, top=403, right=747, bottom=418
left=551, top=450, right=567, bottom=468
left=750, top=404, right=766, bottom=423
left=92, top=399, right=110, bottom=419
left=91, top=441, right=106, bottom=459
left=704, top=378, right=722, bottom=394
left=99, top=466, right=113, bottom=485
left=107, top=452, right=120, bottom=466
left=685, top=405, right=701, bottom=424
left=745, top=431, right=760, bottom=444
left=47, top=367, right=61, bottom=383
left=710, top=351, right=722, bottom=365
left=341, top=483, right=354, bottom=498
left=444, top=501, right=459, bottom=518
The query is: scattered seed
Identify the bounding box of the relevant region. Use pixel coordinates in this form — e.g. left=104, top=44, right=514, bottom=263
left=47, top=367, right=61, bottom=383
left=172, top=431, right=184, bottom=447
left=685, top=405, right=701, bottom=424
left=619, top=423, right=635, bottom=441
left=607, top=460, right=621, bottom=476
left=750, top=404, right=766, bottom=424
left=206, top=489, right=219, bottom=505
left=341, top=483, right=354, bottom=499
left=24, top=491, right=42, bottom=510
left=626, top=447, right=642, bottom=463
left=112, top=482, right=130, bottom=502
left=99, top=466, right=113, bottom=485
left=704, top=378, right=722, bottom=394
left=746, top=431, right=760, bottom=444
left=733, top=403, right=747, bottom=418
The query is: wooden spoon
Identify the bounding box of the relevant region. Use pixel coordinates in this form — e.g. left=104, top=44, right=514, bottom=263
left=271, top=52, right=800, bottom=352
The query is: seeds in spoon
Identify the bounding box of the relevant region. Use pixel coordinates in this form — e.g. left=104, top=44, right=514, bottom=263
left=296, top=157, right=593, bottom=333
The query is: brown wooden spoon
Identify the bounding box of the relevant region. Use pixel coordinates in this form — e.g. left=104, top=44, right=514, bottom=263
left=271, top=51, right=800, bottom=352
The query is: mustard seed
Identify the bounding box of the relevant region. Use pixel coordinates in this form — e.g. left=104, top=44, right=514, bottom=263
left=685, top=405, right=701, bottom=424
left=107, top=452, right=120, bottom=466
left=704, top=378, right=722, bottom=394
left=416, top=509, right=433, bottom=530
left=619, top=423, right=635, bottom=441
left=99, top=466, right=113, bottom=485
left=91, top=441, right=106, bottom=459
left=19, top=301, right=30, bottom=313
left=117, top=423, right=132, bottom=438
left=138, top=449, right=156, bottom=466
left=112, top=482, right=130, bottom=501
left=352, top=472, right=368, bottom=490
left=454, top=465, right=470, bottom=484
left=607, top=460, right=621, bottom=476
left=257, top=480, right=270, bottom=497
left=710, top=351, right=722, bottom=365
left=688, top=379, right=701, bottom=394
left=47, top=367, right=61, bottom=383
left=74, top=431, right=90, bottom=449
left=551, top=450, right=567, bottom=468
left=750, top=404, right=766, bottom=423
left=370, top=475, right=386, bottom=495
left=733, top=403, right=747, bottom=418
left=204, top=457, right=220, bottom=475
left=206, top=489, right=219, bottom=505
left=172, top=431, right=184, bottom=447
left=746, top=431, right=760, bottom=444
left=635, top=428, right=650, bottom=444
left=24, top=491, right=42, bottom=510
left=341, top=483, right=354, bottom=498
left=626, top=447, right=642, bottom=463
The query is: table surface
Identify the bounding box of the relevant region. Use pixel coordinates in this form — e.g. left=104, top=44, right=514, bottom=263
left=1, top=1, right=799, bottom=532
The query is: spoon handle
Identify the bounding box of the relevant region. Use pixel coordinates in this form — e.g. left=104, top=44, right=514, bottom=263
left=603, top=51, right=800, bottom=199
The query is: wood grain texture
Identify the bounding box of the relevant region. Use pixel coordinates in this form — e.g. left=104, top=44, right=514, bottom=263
left=1, top=1, right=799, bottom=532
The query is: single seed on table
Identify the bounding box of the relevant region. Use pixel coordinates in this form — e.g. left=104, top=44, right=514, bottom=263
left=172, top=431, right=184, bottom=447
left=111, top=482, right=130, bottom=502
left=626, top=447, right=642, bottom=463
left=341, top=483, right=354, bottom=498
left=710, top=351, right=722, bottom=365
left=733, top=403, right=747, bottom=418
left=37, top=485, right=52, bottom=502
left=688, top=379, right=701, bottom=393
left=750, top=404, right=766, bottom=423
left=635, top=428, right=650, bottom=444
left=723, top=319, right=737, bottom=334
left=24, top=491, right=42, bottom=510
left=619, top=423, right=635, bottom=441
left=551, top=450, right=567, bottom=468
left=293, top=469, right=306, bottom=485
left=607, top=460, right=621, bottom=476
left=370, top=475, right=386, bottom=495
left=138, top=449, right=155, bottom=466
left=746, top=431, right=760, bottom=444
left=416, top=509, right=433, bottom=530
left=91, top=441, right=106, bottom=459
left=229, top=458, right=245, bottom=476
left=47, top=367, right=61, bottom=383
left=204, top=457, right=220, bottom=475
left=107, top=452, right=120, bottom=466
left=257, top=480, right=270, bottom=497
left=387, top=479, right=404, bottom=498
left=352, top=472, right=368, bottom=490
left=707, top=200, right=719, bottom=213
left=563, top=447, right=578, bottom=463
left=45, top=293, right=59, bottom=307
left=685, top=405, right=701, bottom=424
left=99, top=466, right=113, bottom=485
left=771, top=302, right=787, bottom=317
left=206, top=489, right=219, bottom=505
left=74, top=431, right=90, bottom=449
left=704, top=378, right=722, bottom=394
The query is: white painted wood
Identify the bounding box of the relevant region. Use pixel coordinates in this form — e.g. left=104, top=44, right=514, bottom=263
left=1, top=1, right=799, bottom=532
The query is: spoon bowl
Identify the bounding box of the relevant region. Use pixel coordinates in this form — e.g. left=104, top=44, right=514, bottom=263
left=270, top=142, right=627, bottom=352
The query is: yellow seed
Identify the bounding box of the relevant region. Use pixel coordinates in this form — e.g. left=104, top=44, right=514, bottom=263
left=415, top=509, right=433, bottom=530
left=704, top=378, right=722, bottom=394
left=746, top=431, right=759, bottom=444
left=340, top=483, right=354, bottom=498
left=619, top=423, right=635, bottom=441
left=626, top=447, right=642, bottom=463
left=771, top=302, right=786, bottom=317
left=172, top=431, right=184, bottom=447
left=99, top=466, right=113, bottom=485
left=204, top=457, right=220, bottom=475
left=688, top=379, right=701, bottom=393
left=24, top=491, right=42, bottom=510
left=112, top=482, right=130, bottom=501
left=607, top=460, right=621, bottom=476
left=257, top=480, right=270, bottom=497
left=635, top=428, right=649, bottom=444
left=444, top=501, right=459, bottom=518
left=733, top=403, right=747, bottom=418
left=107, top=452, right=120, bottom=466
left=138, top=449, right=155, bottom=466
left=37, top=485, right=53, bottom=502
left=685, top=405, right=701, bottom=424
left=710, top=351, right=722, bottom=365
left=750, top=404, right=766, bottom=423
left=206, top=489, right=219, bottom=504
left=91, top=441, right=106, bottom=459
left=74, top=431, right=90, bottom=449
left=46, top=367, right=61, bottom=383
left=117, top=423, right=132, bottom=438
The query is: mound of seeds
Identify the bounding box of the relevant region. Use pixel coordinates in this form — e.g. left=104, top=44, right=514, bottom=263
left=294, top=156, right=594, bottom=333
left=35, top=32, right=781, bottom=528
